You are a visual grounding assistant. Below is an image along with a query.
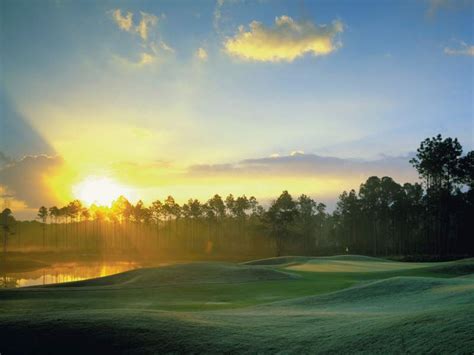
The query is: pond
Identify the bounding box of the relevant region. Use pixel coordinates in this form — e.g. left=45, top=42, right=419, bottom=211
left=1, top=261, right=142, bottom=288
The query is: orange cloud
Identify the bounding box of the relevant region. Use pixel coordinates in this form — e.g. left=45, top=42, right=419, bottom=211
left=224, top=16, right=344, bottom=62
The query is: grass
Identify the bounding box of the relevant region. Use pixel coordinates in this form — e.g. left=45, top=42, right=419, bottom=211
left=0, top=256, right=473, bottom=353
left=0, top=254, right=49, bottom=272
left=285, top=258, right=439, bottom=273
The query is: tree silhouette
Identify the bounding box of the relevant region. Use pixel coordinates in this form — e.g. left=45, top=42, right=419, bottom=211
left=267, top=191, right=298, bottom=256
left=410, top=135, right=466, bottom=255
left=458, top=151, right=474, bottom=188
left=37, top=206, right=48, bottom=249
left=1, top=208, right=15, bottom=263
left=48, top=206, right=60, bottom=248
left=410, top=134, right=463, bottom=192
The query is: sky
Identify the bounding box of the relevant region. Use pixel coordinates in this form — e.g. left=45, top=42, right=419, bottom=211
left=0, top=0, right=473, bottom=219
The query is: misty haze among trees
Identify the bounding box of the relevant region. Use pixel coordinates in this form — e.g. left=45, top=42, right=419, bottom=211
left=1, top=135, right=473, bottom=260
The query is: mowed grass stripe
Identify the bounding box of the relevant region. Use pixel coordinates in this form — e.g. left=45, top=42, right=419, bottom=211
left=285, top=260, right=438, bottom=273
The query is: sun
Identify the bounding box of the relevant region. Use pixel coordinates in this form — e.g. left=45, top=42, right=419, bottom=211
left=72, top=176, right=133, bottom=207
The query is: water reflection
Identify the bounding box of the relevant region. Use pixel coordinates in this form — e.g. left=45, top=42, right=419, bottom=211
left=1, top=261, right=141, bottom=288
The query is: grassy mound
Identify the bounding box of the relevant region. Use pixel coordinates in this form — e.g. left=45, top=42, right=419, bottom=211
left=242, top=256, right=312, bottom=266
left=47, top=262, right=298, bottom=288
left=458, top=273, right=474, bottom=279
left=319, top=254, right=389, bottom=262
left=284, top=257, right=438, bottom=273
left=427, top=258, right=474, bottom=276
left=1, top=256, right=473, bottom=353
left=1, top=274, right=472, bottom=354
left=243, top=255, right=388, bottom=266
left=268, top=275, right=474, bottom=311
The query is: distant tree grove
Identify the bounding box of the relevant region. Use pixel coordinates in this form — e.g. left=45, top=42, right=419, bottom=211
left=1, top=135, right=473, bottom=260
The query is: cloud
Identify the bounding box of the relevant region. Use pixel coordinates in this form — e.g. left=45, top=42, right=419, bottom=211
left=188, top=152, right=418, bottom=183
left=116, top=41, right=175, bottom=68
left=129, top=41, right=175, bottom=67
left=213, top=0, right=225, bottom=32
left=444, top=41, right=474, bottom=57
left=111, top=9, right=133, bottom=31
left=111, top=52, right=157, bottom=68
left=290, top=150, right=305, bottom=156
left=213, top=0, right=242, bottom=35
left=109, top=9, right=171, bottom=67
left=110, top=9, right=159, bottom=41
left=224, top=15, right=344, bottom=62
left=136, top=11, right=158, bottom=41
left=158, top=41, right=175, bottom=54
left=196, top=47, right=208, bottom=61
left=138, top=52, right=156, bottom=65
left=0, top=154, right=64, bottom=208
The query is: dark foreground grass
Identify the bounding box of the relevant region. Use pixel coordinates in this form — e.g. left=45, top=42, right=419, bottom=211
left=0, top=257, right=473, bottom=354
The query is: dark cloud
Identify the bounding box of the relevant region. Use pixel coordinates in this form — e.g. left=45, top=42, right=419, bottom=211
left=0, top=154, right=64, bottom=207
left=189, top=153, right=418, bottom=183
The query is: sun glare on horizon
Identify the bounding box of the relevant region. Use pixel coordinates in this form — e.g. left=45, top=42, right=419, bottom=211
left=72, top=176, right=133, bottom=207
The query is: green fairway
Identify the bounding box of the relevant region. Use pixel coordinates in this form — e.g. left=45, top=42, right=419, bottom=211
left=1, top=256, right=473, bottom=353
left=285, top=257, right=439, bottom=273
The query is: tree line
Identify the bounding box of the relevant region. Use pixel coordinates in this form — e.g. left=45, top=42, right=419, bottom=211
left=1, top=135, right=473, bottom=260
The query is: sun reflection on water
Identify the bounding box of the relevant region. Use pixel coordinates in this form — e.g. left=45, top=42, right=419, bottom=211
left=2, top=261, right=141, bottom=288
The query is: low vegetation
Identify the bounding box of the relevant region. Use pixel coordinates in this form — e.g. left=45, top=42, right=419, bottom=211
left=0, top=256, right=473, bottom=353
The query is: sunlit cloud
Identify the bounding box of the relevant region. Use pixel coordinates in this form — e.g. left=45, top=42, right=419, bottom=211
left=188, top=153, right=418, bottom=182
left=98, top=153, right=419, bottom=208
left=0, top=185, right=27, bottom=209
left=290, top=150, right=305, bottom=156
left=138, top=52, right=156, bottom=65
left=110, top=9, right=159, bottom=41
left=111, top=40, right=176, bottom=68
left=196, top=47, right=208, bottom=61
left=444, top=41, right=474, bottom=57
left=158, top=41, right=175, bottom=54
left=109, top=9, right=170, bottom=67
left=0, top=154, right=64, bottom=207
left=111, top=52, right=157, bottom=68
left=224, top=16, right=344, bottom=62
left=111, top=9, right=133, bottom=32
left=136, top=11, right=158, bottom=41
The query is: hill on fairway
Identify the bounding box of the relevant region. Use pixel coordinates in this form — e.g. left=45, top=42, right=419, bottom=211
left=245, top=254, right=441, bottom=272
left=47, top=262, right=299, bottom=288
left=0, top=256, right=473, bottom=353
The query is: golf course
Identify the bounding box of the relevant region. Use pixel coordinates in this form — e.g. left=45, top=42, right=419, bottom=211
left=1, top=255, right=473, bottom=353
left=2, top=0, right=473, bottom=352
